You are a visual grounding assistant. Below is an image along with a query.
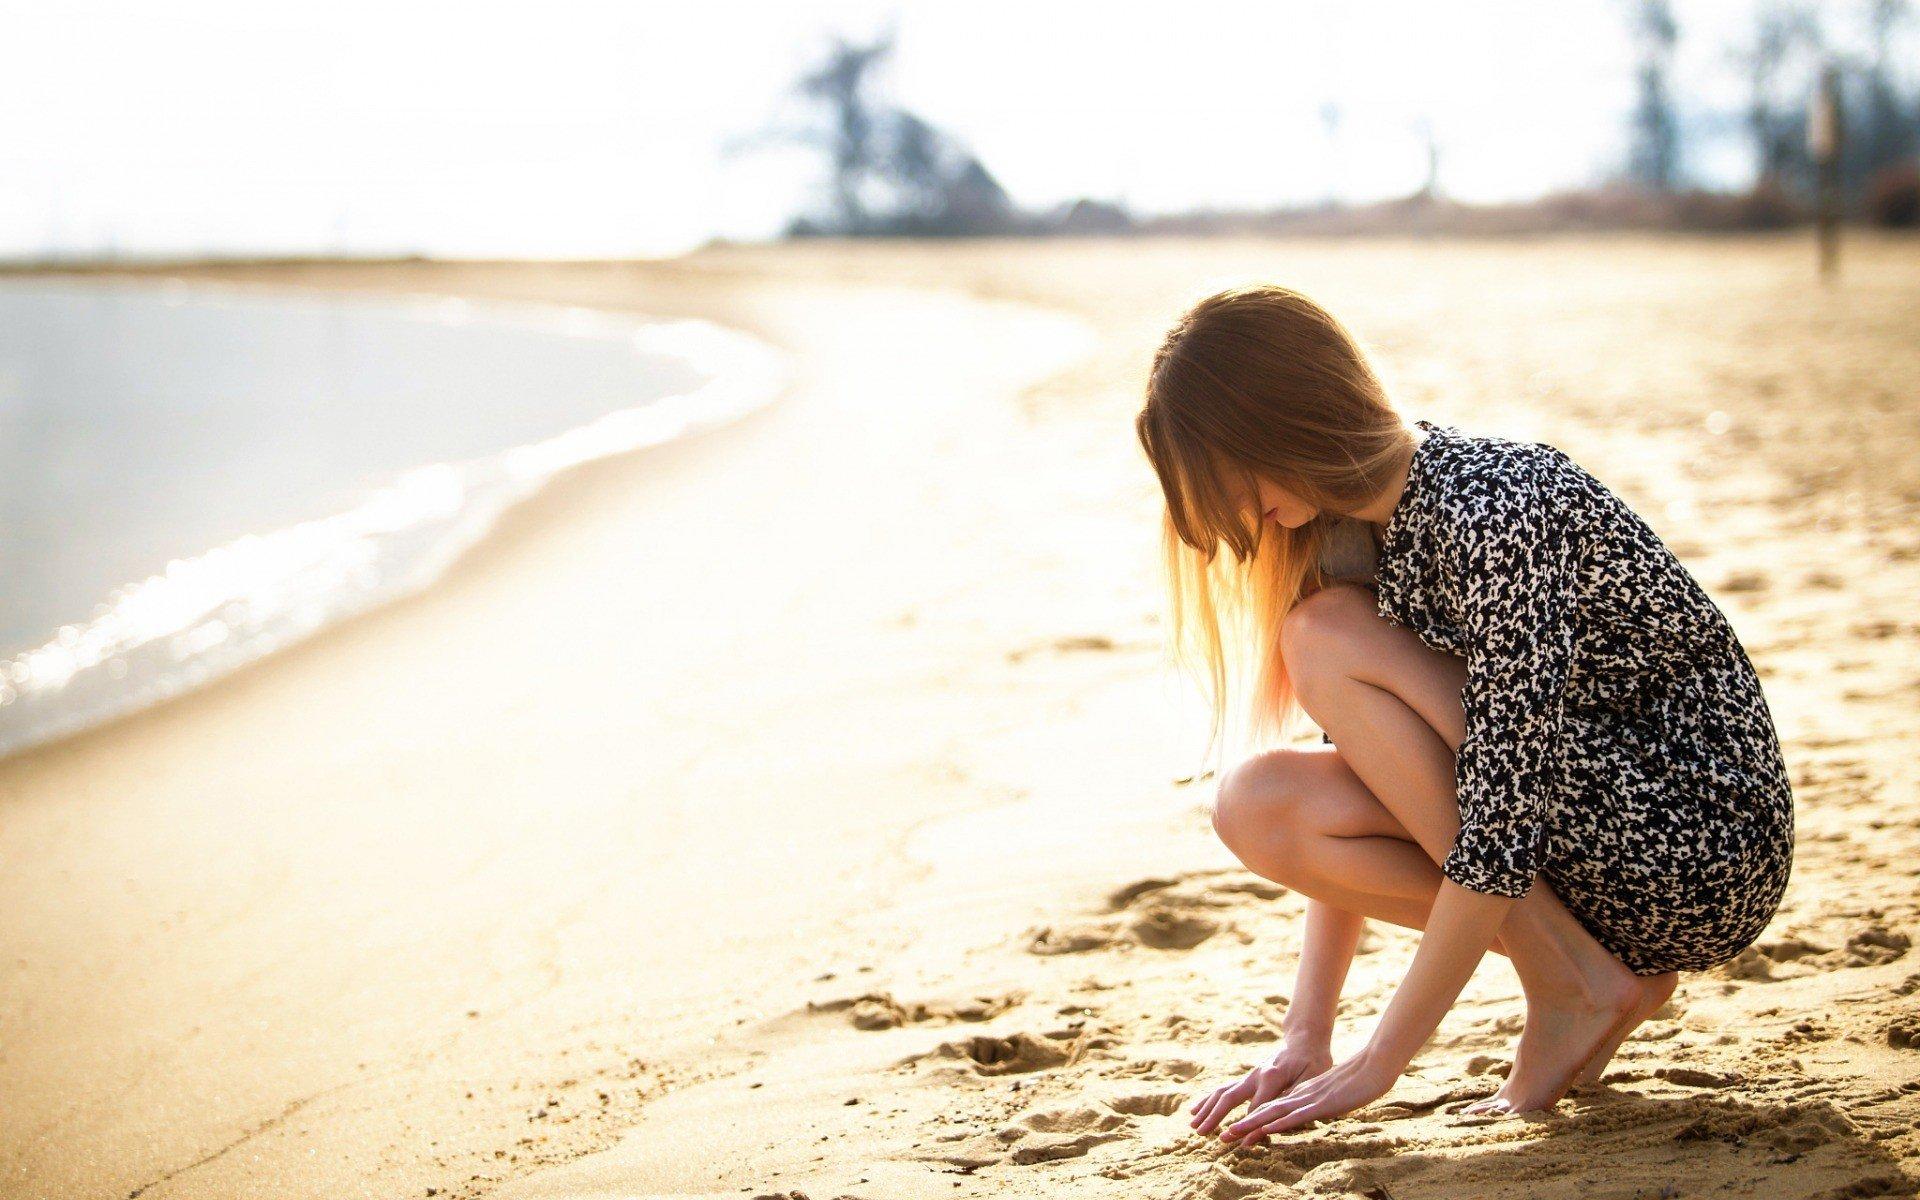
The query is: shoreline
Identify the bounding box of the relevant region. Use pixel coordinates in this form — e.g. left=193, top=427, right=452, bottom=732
left=4, top=239, right=1919, bottom=1199
left=0, top=277, right=792, bottom=762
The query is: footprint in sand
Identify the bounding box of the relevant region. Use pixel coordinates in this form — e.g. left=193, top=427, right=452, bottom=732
left=1026, top=924, right=1120, bottom=955
left=1024, top=904, right=1222, bottom=956
left=1219, top=1024, right=1281, bottom=1045
left=1005, top=633, right=1153, bottom=664
left=805, top=989, right=1024, bottom=1031
left=1673, top=1098, right=1859, bottom=1159
left=1652, top=1065, right=1745, bottom=1090
left=1293, top=1155, right=1422, bottom=1198
left=1719, top=925, right=1911, bottom=981
left=1005, top=1105, right=1133, bottom=1167
left=928, top=1102, right=1134, bottom=1170
left=1256, top=1130, right=1411, bottom=1176
left=1163, top=1159, right=1302, bottom=1200
left=1103, top=872, right=1285, bottom=915
left=1131, top=905, right=1225, bottom=951
left=1104, top=1089, right=1190, bottom=1117
left=1845, top=925, right=1912, bottom=967
left=1109, top=1057, right=1204, bottom=1082
left=917, top=1028, right=1091, bottom=1076
left=1024, top=872, right=1288, bottom=957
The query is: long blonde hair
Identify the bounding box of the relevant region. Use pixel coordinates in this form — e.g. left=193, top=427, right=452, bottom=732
left=1134, top=284, right=1416, bottom=770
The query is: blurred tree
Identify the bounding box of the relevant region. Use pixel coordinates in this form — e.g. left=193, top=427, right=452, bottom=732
left=778, top=29, right=1016, bottom=237
left=1734, top=2, right=1820, bottom=188
left=795, top=31, right=894, bottom=234
left=1626, top=0, right=1683, bottom=191
left=871, top=110, right=1015, bottom=234
left=1855, top=0, right=1916, bottom=179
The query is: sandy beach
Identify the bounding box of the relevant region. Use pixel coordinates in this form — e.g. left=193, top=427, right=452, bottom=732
left=4, top=235, right=1919, bottom=1199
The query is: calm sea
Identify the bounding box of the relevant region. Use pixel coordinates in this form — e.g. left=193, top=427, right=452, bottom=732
left=0, top=278, right=788, bottom=757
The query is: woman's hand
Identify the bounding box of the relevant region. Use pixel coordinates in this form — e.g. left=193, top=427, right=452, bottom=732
left=1218, top=1048, right=1402, bottom=1146
left=1206, top=881, right=1514, bottom=1148
left=1190, top=901, right=1365, bottom=1137
left=1188, top=1034, right=1335, bottom=1136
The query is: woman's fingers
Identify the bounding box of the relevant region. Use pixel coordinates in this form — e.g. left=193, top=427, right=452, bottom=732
left=1221, top=1078, right=1286, bottom=1136
left=1202, top=1073, right=1286, bottom=1138
left=1227, top=1091, right=1319, bottom=1143
left=1187, top=1085, right=1218, bottom=1117
left=1191, top=1080, right=1250, bottom=1133
left=1187, top=1090, right=1215, bottom=1126
left=1190, top=1093, right=1222, bottom=1131
left=1245, top=1096, right=1328, bottom=1139
left=1225, top=1076, right=1331, bottom=1142
left=1194, top=1056, right=1351, bottom=1140
left=1229, top=1061, right=1391, bottom=1144
left=1199, top=1082, right=1258, bottom=1133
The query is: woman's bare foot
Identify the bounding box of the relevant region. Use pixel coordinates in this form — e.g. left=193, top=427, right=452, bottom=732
left=1569, top=970, right=1678, bottom=1087
left=1461, top=960, right=1664, bottom=1115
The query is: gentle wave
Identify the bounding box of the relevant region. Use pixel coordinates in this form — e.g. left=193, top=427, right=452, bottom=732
left=0, top=288, right=790, bottom=759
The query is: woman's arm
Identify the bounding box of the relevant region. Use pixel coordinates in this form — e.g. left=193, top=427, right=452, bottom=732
left=1190, top=899, right=1364, bottom=1134
left=1283, top=899, right=1366, bottom=1042
left=1222, top=879, right=1514, bottom=1144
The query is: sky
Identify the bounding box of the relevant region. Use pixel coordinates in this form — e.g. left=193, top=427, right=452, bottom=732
left=0, top=0, right=1906, bottom=260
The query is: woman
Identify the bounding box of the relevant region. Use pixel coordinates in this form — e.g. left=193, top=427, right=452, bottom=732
left=1134, top=284, right=1794, bottom=1145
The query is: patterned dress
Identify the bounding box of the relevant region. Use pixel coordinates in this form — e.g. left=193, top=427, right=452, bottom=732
left=1318, top=418, right=1795, bottom=975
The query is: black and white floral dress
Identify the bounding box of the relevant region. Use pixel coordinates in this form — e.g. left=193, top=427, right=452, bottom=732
left=1318, top=418, right=1795, bottom=976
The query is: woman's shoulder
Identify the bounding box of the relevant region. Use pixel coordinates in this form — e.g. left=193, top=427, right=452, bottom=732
left=1382, top=419, right=1619, bottom=585
left=1416, top=421, right=1581, bottom=522
left=1424, top=420, right=1571, bottom=481
left=1423, top=423, right=1656, bottom=568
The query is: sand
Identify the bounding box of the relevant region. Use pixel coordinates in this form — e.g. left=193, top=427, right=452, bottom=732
left=2, top=235, right=1918, bottom=1200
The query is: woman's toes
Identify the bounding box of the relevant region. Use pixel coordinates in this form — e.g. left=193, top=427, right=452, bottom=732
left=1461, top=1093, right=1521, bottom=1117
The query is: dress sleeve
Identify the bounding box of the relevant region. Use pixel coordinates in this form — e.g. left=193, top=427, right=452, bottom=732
left=1439, top=458, right=1582, bottom=899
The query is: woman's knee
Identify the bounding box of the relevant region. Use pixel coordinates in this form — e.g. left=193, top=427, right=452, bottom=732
left=1211, top=749, right=1320, bottom=877
left=1279, top=583, right=1378, bottom=683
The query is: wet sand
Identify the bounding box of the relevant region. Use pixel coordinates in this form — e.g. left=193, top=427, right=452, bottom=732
left=3, top=235, right=1918, bottom=1198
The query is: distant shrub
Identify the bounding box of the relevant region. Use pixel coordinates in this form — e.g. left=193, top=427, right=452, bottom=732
left=1533, top=184, right=1680, bottom=229
left=1673, top=183, right=1806, bottom=231
left=1864, top=164, right=1920, bottom=227
left=1052, top=198, right=1135, bottom=235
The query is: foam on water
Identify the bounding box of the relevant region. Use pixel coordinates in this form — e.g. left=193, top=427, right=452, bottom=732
left=0, top=282, right=790, bottom=758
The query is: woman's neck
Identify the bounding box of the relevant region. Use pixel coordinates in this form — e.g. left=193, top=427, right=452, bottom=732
left=1351, top=423, right=1428, bottom=530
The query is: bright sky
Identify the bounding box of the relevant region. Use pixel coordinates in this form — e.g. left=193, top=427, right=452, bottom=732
left=0, top=0, right=1902, bottom=259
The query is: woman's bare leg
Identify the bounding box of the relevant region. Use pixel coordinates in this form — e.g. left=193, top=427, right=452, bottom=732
left=1213, top=747, right=1674, bottom=1101
left=1211, top=584, right=1675, bottom=1109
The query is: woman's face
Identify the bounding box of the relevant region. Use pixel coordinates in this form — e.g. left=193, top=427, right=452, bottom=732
left=1225, top=466, right=1317, bottom=530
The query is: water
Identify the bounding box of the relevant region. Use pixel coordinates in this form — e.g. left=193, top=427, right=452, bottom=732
left=0, top=278, right=790, bottom=758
